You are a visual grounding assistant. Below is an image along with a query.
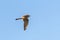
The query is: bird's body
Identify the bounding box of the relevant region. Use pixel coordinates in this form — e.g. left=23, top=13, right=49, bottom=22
left=16, top=14, right=30, bottom=31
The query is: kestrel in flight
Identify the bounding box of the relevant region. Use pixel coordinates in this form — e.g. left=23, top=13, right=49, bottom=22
left=16, top=14, right=30, bottom=31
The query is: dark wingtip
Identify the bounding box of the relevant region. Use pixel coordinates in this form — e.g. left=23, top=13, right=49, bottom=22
left=24, top=28, right=26, bottom=31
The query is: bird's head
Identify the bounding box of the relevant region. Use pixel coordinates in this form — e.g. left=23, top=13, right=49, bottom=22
left=23, top=14, right=30, bottom=17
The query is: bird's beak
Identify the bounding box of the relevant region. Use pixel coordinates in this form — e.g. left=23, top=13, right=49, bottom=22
left=16, top=18, right=22, bottom=20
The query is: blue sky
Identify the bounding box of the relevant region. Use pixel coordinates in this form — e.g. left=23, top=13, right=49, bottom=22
left=0, top=0, right=60, bottom=40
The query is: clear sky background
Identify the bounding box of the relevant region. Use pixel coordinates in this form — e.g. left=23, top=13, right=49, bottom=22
left=0, top=0, right=60, bottom=40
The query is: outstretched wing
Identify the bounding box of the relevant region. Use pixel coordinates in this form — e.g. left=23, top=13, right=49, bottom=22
left=23, top=19, right=29, bottom=31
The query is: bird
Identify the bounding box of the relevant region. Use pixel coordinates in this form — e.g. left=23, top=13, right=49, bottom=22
left=16, top=14, right=30, bottom=31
